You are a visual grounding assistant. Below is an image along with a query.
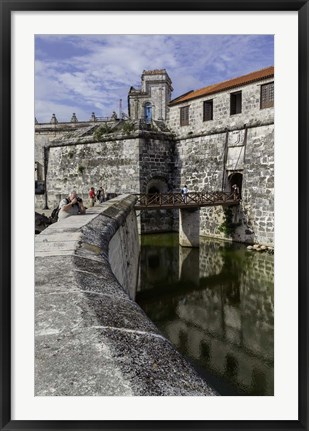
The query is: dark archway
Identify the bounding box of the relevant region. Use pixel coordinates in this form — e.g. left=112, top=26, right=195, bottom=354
left=148, top=186, right=160, bottom=194
left=146, top=177, right=168, bottom=194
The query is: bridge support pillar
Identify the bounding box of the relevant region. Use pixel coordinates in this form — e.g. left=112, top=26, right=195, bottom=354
left=179, top=208, right=200, bottom=247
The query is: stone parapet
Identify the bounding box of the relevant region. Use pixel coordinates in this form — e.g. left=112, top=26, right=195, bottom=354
left=35, top=195, right=216, bottom=396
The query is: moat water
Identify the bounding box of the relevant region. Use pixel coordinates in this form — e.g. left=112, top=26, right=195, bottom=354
left=136, top=233, right=274, bottom=396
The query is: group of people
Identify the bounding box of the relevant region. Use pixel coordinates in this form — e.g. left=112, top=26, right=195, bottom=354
left=88, top=186, right=105, bottom=207
left=57, top=183, right=240, bottom=221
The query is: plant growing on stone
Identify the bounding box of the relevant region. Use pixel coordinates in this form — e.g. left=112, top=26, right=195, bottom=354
left=122, top=121, right=135, bottom=135
left=218, top=207, right=241, bottom=237
left=67, top=150, right=74, bottom=159
left=94, top=124, right=112, bottom=140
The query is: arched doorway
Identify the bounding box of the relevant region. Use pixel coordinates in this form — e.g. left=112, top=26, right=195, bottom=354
left=141, top=177, right=174, bottom=233
left=144, top=102, right=152, bottom=124
left=228, top=172, right=243, bottom=198
left=146, top=177, right=168, bottom=195
left=147, top=179, right=167, bottom=204
left=148, top=185, right=160, bottom=203
left=148, top=186, right=160, bottom=194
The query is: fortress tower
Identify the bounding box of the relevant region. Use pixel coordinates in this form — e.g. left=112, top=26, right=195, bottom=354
left=128, top=69, right=173, bottom=122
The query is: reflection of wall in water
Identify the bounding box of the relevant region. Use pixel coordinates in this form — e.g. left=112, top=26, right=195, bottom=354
left=240, top=253, right=274, bottom=359
left=138, top=244, right=179, bottom=291
left=164, top=251, right=274, bottom=395
left=199, top=239, right=225, bottom=278
left=141, top=209, right=177, bottom=234
left=164, top=319, right=273, bottom=395
left=179, top=247, right=199, bottom=285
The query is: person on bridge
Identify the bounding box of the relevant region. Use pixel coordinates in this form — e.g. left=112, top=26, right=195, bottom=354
left=181, top=185, right=188, bottom=203
left=58, top=190, right=86, bottom=220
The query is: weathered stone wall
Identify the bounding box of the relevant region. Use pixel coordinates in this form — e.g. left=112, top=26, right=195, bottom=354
left=173, top=123, right=274, bottom=245
left=35, top=123, right=95, bottom=165
left=241, top=125, right=274, bottom=245
left=108, top=208, right=139, bottom=299
left=139, top=136, right=178, bottom=233
left=35, top=195, right=216, bottom=396
left=44, top=136, right=140, bottom=210
left=174, top=133, right=225, bottom=191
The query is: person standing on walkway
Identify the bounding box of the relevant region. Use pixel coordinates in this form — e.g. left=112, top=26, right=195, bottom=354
left=89, top=187, right=96, bottom=207
left=96, top=186, right=105, bottom=203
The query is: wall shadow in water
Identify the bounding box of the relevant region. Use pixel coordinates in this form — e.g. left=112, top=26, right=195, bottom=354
left=136, top=234, right=274, bottom=396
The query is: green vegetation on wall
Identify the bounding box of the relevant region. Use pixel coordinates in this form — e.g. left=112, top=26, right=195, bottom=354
left=94, top=124, right=113, bottom=140
left=122, top=121, right=135, bottom=135
left=218, top=207, right=241, bottom=237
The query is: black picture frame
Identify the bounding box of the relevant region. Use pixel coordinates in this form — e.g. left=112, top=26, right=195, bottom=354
left=1, top=1, right=308, bottom=430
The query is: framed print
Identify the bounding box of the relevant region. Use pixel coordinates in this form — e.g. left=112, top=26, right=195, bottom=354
left=1, top=0, right=308, bottom=430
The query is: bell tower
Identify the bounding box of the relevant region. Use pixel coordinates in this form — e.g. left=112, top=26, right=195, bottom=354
left=128, top=69, right=173, bottom=122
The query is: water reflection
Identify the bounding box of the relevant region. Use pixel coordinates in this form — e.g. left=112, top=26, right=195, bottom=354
left=136, top=234, right=274, bottom=396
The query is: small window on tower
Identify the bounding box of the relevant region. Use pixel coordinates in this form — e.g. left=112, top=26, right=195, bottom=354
left=203, top=100, right=213, bottom=121
left=260, top=82, right=274, bottom=109
left=180, top=106, right=189, bottom=126
left=230, top=91, right=242, bottom=115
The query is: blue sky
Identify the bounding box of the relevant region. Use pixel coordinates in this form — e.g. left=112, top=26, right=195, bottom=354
left=35, top=35, right=274, bottom=123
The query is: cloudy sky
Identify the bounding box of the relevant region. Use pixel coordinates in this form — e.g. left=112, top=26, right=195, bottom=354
left=35, top=34, right=274, bottom=123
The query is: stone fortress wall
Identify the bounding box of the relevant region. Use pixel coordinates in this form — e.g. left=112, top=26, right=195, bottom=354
left=35, top=68, right=274, bottom=245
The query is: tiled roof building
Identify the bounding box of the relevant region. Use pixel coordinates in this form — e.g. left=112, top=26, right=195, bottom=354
left=170, top=66, right=274, bottom=105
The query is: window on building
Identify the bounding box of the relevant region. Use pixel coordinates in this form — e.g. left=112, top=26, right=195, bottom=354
left=203, top=100, right=213, bottom=121
left=180, top=106, right=189, bottom=126
left=260, top=82, right=274, bottom=109
left=230, top=91, right=242, bottom=115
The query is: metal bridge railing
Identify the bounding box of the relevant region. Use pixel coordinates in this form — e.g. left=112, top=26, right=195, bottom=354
left=134, top=191, right=240, bottom=209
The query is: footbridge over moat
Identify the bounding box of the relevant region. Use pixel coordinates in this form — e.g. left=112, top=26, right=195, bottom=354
left=134, top=191, right=240, bottom=247
left=134, top=191, right=240, bottom=210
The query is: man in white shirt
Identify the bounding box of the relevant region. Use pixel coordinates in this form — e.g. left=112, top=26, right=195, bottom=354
left=58, top=190, right=86, bottom=220
left=181, top=185, right=188, bottom=203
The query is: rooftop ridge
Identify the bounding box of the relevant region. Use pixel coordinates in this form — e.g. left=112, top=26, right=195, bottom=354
left=170, top=66, right=274, bottom=106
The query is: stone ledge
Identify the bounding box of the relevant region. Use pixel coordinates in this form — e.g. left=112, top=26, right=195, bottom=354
left=35, top=195, right=217, bottom=396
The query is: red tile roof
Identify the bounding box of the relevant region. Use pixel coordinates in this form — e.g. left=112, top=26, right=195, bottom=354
left=169, top=66, right=274, bottom=106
